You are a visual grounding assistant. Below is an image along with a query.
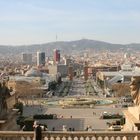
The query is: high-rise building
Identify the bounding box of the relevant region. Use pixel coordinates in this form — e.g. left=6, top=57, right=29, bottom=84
left=64, top=58, right=71, bottom=66
left=37, top=51, right=46, bottom=66
left=84, top=66, right=88, bottom=81
left=68, top=65, right=73, bottom=81
left=22, top=53, right=32, bottom=64
left=54, top=49, right=60, bottom=63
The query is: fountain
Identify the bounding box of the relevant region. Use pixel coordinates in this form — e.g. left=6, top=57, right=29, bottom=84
left=43, top=97, right=114, bottom=108
left=58, top=97, right=113, bottom=108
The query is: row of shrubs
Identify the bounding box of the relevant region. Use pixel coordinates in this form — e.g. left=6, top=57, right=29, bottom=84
left=33, top=114, right=57, bottom=119
left=16, top=114, right=57, bottom=131
left=16, top=116, right=34, bottom=131
left=107, top=118, right=125, bottom=126
left=59, top=81, right=72, bottom=97
left=101, top=114, right=123, bottom=119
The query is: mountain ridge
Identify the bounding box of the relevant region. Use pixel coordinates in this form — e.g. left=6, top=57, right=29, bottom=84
left=0, top=39, right=139, bottom=55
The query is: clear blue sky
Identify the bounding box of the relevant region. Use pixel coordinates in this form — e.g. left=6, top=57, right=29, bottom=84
left=0, top=0, right=140, bottom=45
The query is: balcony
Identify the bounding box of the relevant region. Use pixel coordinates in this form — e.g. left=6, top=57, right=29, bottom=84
left=0, top=131, right=140, bottom=140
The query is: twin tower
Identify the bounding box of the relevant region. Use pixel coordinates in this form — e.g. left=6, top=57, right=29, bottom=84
left=37, top=49, right=60, bottom=66
left=23, top=49, right=60, bottom=66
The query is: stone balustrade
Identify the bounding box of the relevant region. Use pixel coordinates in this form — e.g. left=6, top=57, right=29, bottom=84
left=0, top=131, right=140, bottom=140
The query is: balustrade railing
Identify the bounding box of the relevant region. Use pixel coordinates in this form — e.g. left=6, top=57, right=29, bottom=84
left=0, top=131, right=140, bottom=140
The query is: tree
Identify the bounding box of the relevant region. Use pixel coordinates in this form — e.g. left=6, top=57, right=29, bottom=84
left=48, top=81, right=57, bottom=91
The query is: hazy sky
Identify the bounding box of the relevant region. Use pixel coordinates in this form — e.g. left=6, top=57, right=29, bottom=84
left=0, top=0, right=140, bottom=45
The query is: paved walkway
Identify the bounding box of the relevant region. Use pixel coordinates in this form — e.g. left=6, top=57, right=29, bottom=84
left=23, top=104, right=125, bottom=131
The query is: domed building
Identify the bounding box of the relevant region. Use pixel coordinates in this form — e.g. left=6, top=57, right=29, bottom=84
left=25, top=68, right=43, bottom=77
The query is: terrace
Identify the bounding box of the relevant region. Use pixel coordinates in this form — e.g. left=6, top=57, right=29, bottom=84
left=0, top=131, right=140, bottom=140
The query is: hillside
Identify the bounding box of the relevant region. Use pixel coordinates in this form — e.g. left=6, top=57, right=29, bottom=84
left=0, top=39, right=139, bottom=55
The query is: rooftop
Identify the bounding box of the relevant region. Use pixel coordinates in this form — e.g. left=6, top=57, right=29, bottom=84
left=101, top=71, right=140, bottom=77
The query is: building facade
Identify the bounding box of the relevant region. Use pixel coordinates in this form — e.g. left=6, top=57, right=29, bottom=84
left=22, top=53, right=32, bottom=65
left=54, top=49, right=60, bottom=63
left=37, top=52, right=46, bottom=66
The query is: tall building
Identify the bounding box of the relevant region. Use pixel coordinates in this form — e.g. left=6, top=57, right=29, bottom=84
left=54, top=49, right=60, bottom=63
left=37, top=51, right=46, bottom=66
left=84, top=66, right=88, bottom=81
left=22, top=53, right=32, bottom=65
left=64, top=57, right=71, bottom=66
left=68, top=65, right=73, bottom=81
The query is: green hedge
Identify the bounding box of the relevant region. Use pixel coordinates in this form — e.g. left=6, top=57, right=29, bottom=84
left=13, top=102, right=23, bottom=115
left=33, top=114, right=57, bottom=119
left=16, top=116, right=25, bottom=128
left=102, top=114, right=123, bottom=119
left=16, top=116, right=50, bottom=131
left=23, top=118, right=34, bottom=131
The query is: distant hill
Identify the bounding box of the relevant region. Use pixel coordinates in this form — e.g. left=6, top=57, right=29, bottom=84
left=0, top=39, right=139, bottom=55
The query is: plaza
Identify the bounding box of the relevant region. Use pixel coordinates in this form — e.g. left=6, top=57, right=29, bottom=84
left=23, top=104, right=124, bottom=131
left=21, top=78, right=125, bottom=131
left=0, top=78, right=126, bottom=132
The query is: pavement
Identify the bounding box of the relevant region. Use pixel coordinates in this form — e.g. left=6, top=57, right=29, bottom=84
left=23, top=104, right=125, bottom=131
left=1, top=78, right=126, bottom=131
left=22, top=78, right=125, bottom=131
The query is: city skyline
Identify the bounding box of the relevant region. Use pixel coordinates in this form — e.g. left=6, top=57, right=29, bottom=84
left=0, top=0, right=140, bottom=45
